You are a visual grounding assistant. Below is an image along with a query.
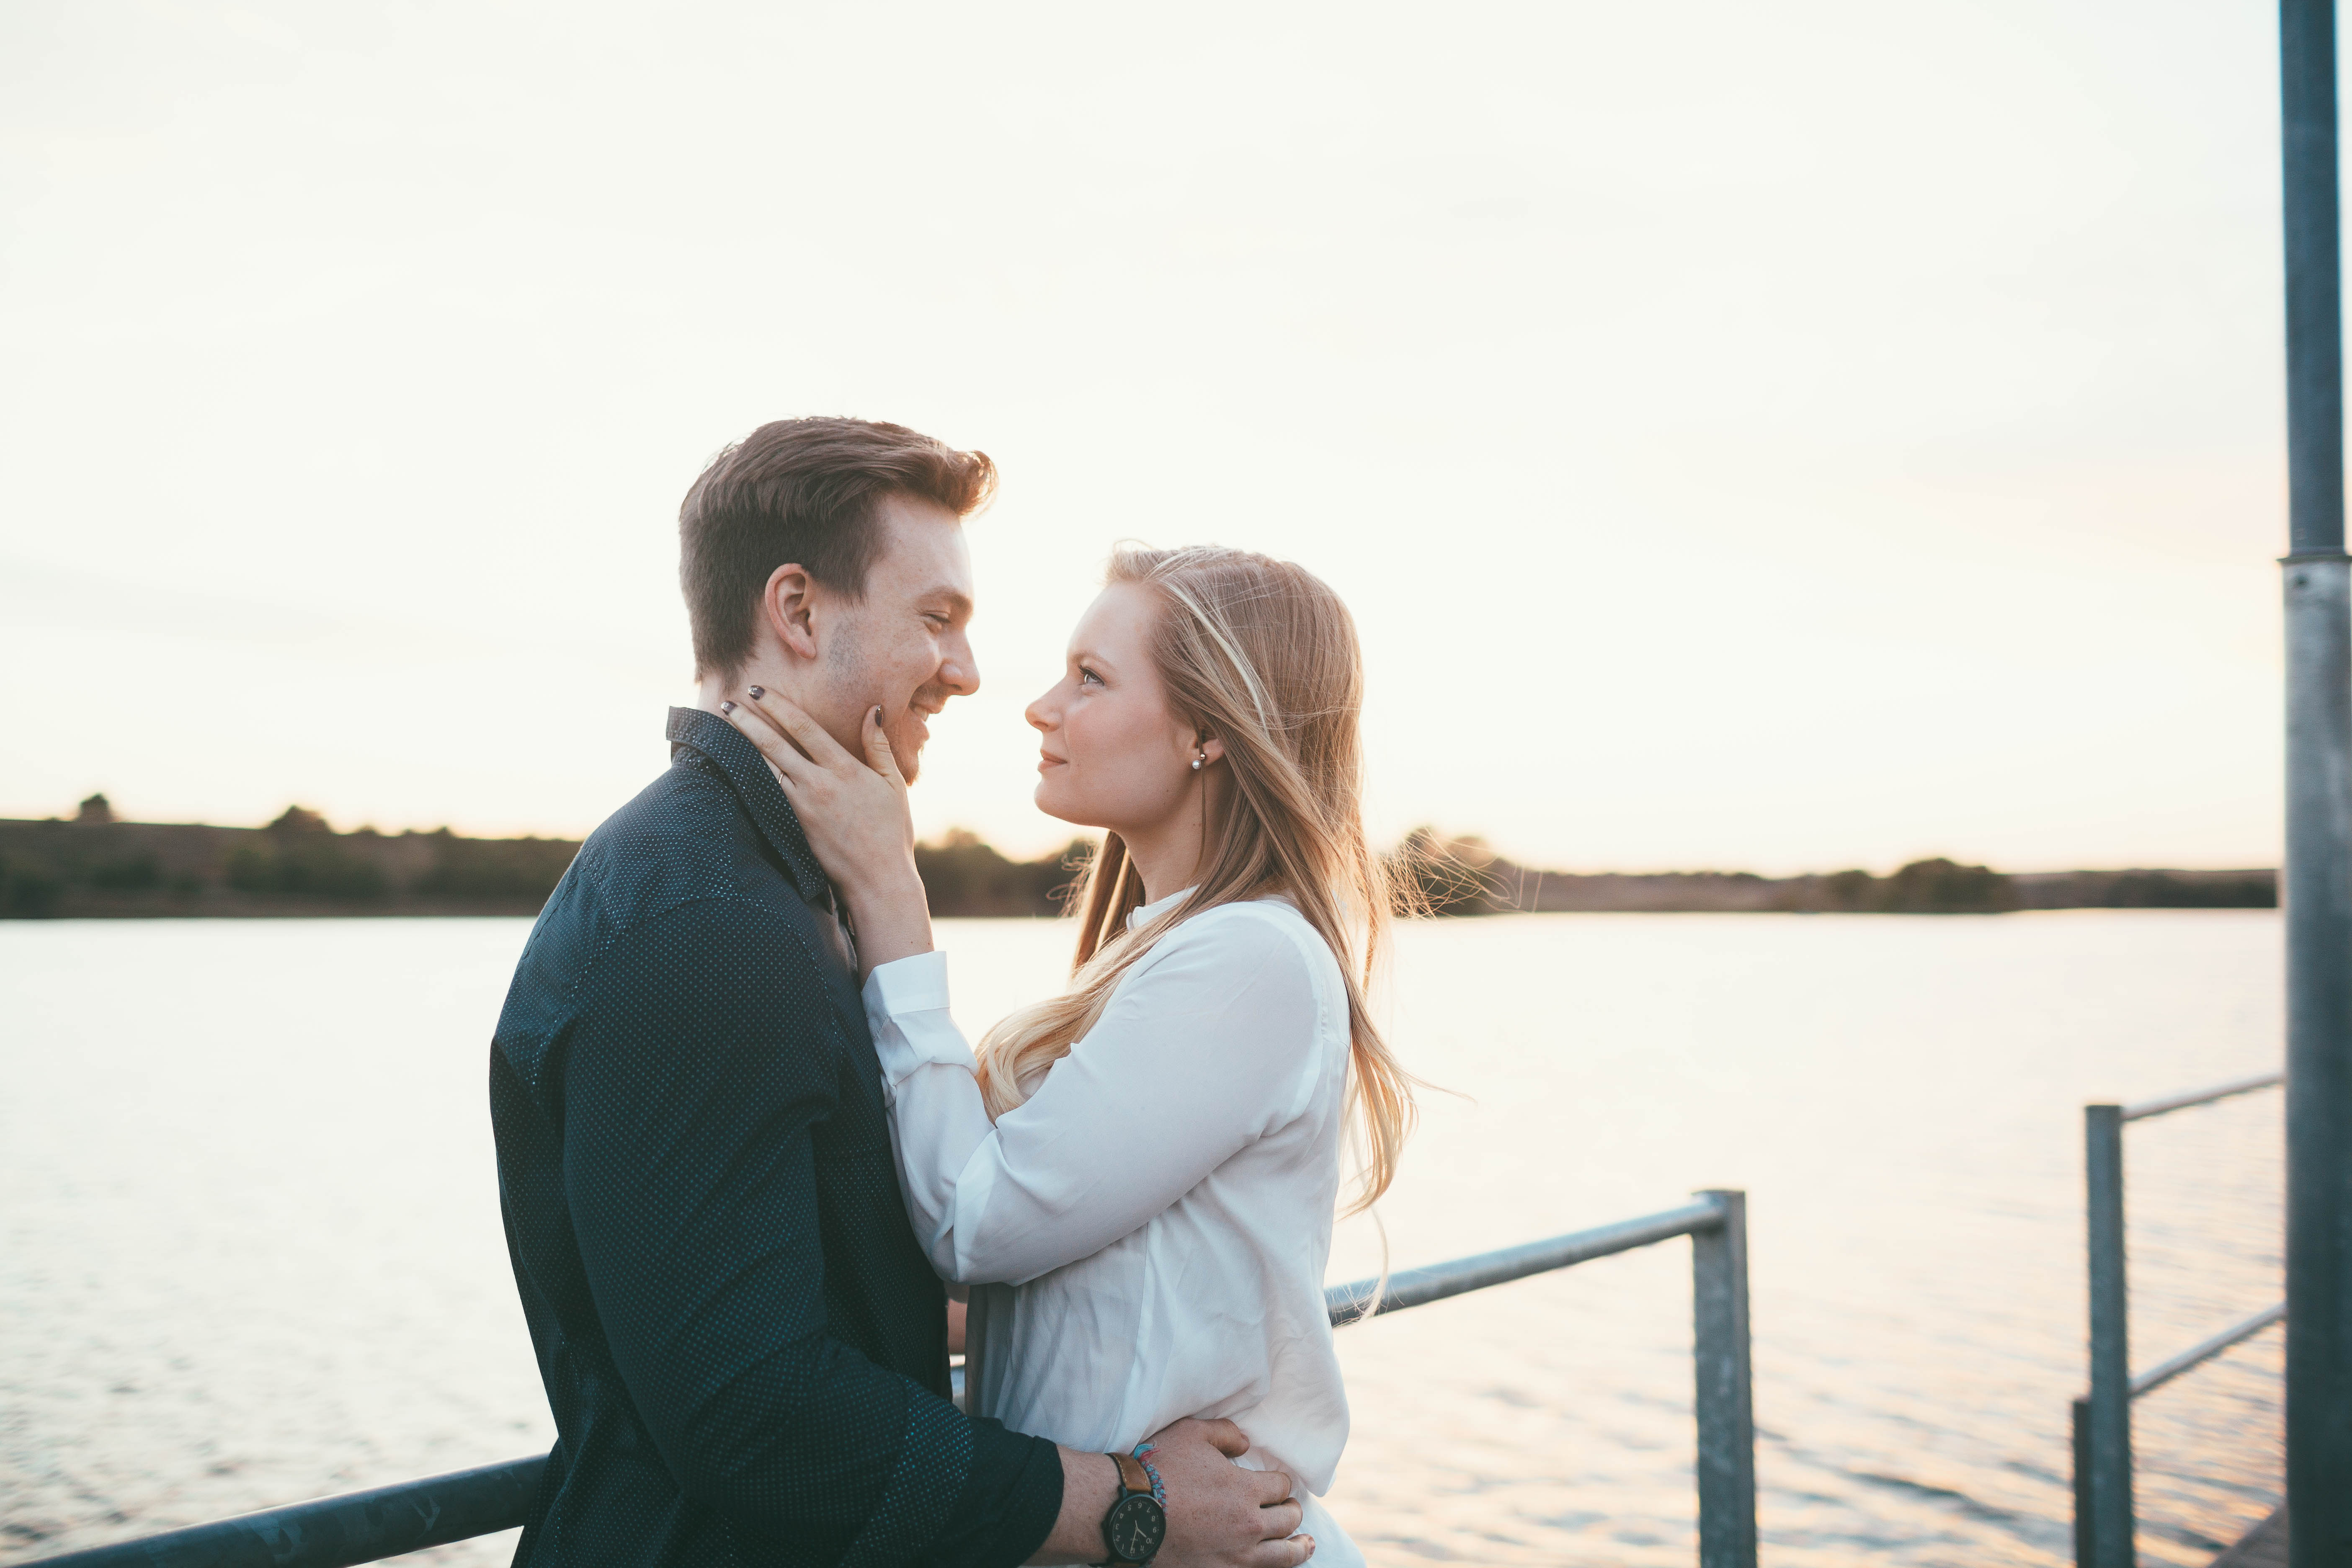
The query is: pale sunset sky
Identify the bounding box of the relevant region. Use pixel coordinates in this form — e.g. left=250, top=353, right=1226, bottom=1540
left=0, top=1, right=2304, bottom=873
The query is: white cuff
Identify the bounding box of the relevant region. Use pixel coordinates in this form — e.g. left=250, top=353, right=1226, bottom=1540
left=861, top=949, right=976, bottom=1088
left=864, top=949, right=951, bottom=1017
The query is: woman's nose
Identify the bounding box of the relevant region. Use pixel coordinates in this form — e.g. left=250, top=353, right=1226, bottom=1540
left=1024, top=691, right=1054, bottom=732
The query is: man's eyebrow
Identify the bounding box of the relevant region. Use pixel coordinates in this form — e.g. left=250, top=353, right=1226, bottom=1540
left=923, top=588, right=974, bottom=618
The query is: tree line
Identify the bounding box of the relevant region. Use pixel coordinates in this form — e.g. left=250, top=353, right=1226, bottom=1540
left=0, top=799, right=2277, bottom=919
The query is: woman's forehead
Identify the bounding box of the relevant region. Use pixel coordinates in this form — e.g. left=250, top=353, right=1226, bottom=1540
left=1069, top=583, right=1158, bottom=660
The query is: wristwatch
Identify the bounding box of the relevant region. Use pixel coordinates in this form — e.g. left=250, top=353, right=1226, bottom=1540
left=1099, top=1450, right=1167, bottom=1568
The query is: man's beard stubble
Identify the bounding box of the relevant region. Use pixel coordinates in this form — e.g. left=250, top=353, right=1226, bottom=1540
left=888, top=690, right=947, bottom=785
left=823, top=632, right=938, bottom=784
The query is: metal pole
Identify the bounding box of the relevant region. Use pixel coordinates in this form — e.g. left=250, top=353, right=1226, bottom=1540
left=28, top=1454, right=547, bottom=1568
left=2281, top=3, right=2352, bottom=1563
left=2084, top=1104, right=2132, bottom=1568
left=2070, top=1397, right=2094, bottom=1568
left=1691, top=1189, right=1758, bottom=1568
left=2284, top=562, right=2352, bottom=1564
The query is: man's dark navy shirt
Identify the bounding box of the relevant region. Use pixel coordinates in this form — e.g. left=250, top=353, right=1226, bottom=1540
left=490, top=707, right=1062, bottom=1568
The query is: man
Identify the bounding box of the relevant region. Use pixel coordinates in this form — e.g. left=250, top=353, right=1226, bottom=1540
left=490, top=418, right=1309, bottom=1568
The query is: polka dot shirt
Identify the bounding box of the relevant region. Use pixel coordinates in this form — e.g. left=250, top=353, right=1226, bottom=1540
left=490, top=707, right=1062, bottom=1568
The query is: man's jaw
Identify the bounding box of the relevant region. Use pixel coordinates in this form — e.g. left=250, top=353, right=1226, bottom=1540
left=884, top=687, right=953, bottom=784
left=887, top=706, right=935, bottom=783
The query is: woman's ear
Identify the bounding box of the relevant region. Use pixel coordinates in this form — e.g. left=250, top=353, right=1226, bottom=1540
left=1197, top=733, right=1227, bottom=766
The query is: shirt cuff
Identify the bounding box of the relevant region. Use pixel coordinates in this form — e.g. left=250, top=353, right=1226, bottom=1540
left=861, top=949, right=977, bottom=1088
left=866, top=948, right=951, bottom=1017
left=929, top=1419, right=1065, bottom=1568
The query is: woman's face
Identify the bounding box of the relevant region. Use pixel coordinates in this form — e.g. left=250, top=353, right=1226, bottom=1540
left=1027, top=583, right=1216, bottom=833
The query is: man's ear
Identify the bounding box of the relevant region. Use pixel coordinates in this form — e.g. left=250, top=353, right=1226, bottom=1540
left=762, top=564, right=820, bottom=663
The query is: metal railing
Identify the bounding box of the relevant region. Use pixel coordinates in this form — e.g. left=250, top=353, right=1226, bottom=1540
left=36, top=1191, right=1757, bottom=1568
left=2071, top=1073, right=2284, bottom=1568
left=1327, top=1189, right=1758, bottom=1568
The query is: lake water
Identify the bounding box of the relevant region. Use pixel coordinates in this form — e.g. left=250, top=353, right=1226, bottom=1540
left=0, top=913, right=2285, bottom=1567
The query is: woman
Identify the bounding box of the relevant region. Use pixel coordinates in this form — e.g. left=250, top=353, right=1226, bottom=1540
left=721, top=545, right=1413, bottom=1568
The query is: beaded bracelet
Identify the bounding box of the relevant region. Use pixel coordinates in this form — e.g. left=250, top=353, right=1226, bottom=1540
left=1128, top=1440, right=1167, bottom=1506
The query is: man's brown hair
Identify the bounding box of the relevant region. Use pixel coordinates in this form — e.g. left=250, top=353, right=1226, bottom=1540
left=679, top=417, right=996, bottom=676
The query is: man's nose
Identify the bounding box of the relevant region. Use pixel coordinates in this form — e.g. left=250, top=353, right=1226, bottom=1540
left=938, top=634, right=979, bottom=698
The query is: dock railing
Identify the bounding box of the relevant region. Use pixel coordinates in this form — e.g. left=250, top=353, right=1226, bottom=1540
left=35, top=1191, right=1757, bottom=1568
left=2072, top=1073, right=2285, bottom=1568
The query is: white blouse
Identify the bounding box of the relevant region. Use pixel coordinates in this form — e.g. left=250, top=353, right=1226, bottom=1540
left=859, top=889, right=1362, bottom=1566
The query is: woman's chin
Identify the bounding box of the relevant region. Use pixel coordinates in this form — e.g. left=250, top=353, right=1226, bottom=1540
left=1030, top=782, right=1092, bottom=829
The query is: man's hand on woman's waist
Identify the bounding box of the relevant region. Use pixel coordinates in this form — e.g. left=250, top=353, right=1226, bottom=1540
left=1028, top=1418, right=1313, bottom=1568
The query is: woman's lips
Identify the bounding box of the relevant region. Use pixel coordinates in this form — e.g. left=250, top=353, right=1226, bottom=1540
left=1037, top=751, right=1066, bottom=771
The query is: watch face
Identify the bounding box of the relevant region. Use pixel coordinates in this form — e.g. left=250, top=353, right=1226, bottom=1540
left=1105, top=1493, right=1167, bottom=1563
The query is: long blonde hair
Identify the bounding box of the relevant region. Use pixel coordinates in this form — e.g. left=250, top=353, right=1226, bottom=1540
left=973, top=544, right=1416, bottom=1213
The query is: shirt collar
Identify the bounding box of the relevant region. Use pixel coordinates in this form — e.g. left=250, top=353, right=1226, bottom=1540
left=1127, top=885, right=1198, bottom=930
left=664, top=706, right=829, bottom=903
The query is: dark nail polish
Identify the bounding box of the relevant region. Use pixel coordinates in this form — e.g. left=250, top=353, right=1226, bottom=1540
left=747, top=686, right=764, bottom=699
left=720, top=701, right=736, bottom=714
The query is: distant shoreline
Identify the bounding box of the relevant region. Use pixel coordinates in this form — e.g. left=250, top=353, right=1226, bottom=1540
left=1399, top=830, right=2275, bottom=916
left=0, top=802, right=2277, bottom=920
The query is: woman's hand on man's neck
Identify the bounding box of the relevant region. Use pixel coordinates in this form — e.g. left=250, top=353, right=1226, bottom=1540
left=698, top=658, right=799, bottom=720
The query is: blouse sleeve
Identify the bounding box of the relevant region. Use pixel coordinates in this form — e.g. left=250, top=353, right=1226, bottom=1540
left=861, top=907, right=1331, bottom=1287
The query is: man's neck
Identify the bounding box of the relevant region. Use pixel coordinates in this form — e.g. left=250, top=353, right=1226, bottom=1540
left=695, top=658, right=797, bottom=716
left=694, top=662, right=874, bottom=774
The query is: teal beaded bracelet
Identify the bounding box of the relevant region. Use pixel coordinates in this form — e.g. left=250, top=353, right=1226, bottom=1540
left=1129, top=1441, right=1167, bottom=1506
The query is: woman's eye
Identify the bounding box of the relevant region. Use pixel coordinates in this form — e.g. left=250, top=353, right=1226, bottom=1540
left=1078, top=667, right=1104, bottom=687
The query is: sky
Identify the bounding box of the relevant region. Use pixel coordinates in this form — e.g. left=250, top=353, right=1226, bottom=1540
left=0, top=0, right=2309, bottom=873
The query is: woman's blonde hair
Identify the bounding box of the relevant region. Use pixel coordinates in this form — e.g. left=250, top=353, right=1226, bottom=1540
left=973, top=544, right=1416, bottom=1213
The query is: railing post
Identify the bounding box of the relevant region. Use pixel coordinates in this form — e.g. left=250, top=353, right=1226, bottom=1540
left=2280, top=0, right=2352, bottom=1553
left=1691, top=1189, right=1758, bottom=1568
left=2084, top=1105, right=2133, bottom=1568
left=2070, top=1396, right=2094, bottom=1568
